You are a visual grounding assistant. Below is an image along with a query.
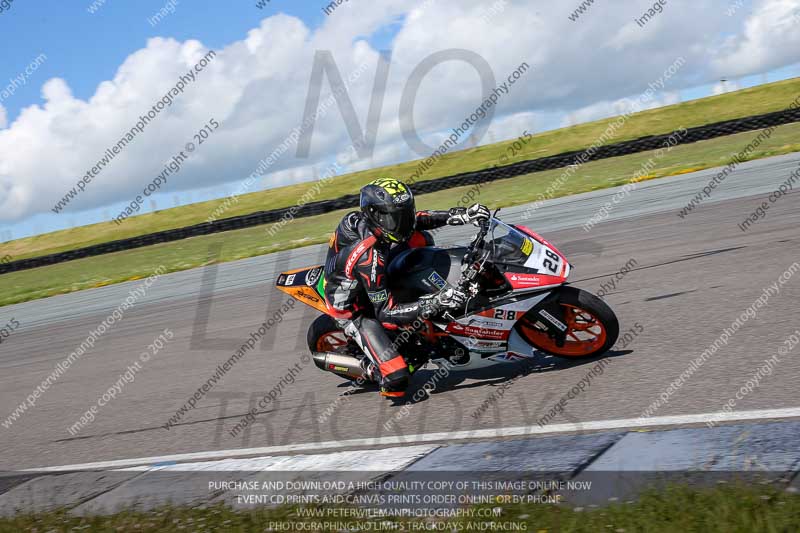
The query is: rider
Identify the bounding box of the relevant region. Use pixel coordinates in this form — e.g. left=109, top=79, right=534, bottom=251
left=323, top=177, right=490, bottom=397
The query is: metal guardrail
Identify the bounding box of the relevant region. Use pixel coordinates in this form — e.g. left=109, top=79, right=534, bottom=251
left=2, top=105, right=799, bottom=275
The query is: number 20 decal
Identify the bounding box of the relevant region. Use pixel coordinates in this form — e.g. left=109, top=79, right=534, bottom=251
left=543, top=249, right=560, bottom=274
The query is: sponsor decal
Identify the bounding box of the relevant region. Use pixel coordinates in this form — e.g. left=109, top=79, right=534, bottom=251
left=285, top=274, right=296, bottom=285
left=447, top=323, right=509, bottom=340
left=509, top=273, right=541, bottom=286
left=371, top=252, right=378, bottom=283
left=294, top=288, right=322, bottom=305
left=368, top=289, right=388, bottom=303
left=467, top=339, right=506, bottom=350
left=305, top=267, right=322, bottom=287
left=394, top=192, right=411, bottom=204
left=468, top=318, right=505, bottom=329
left=521, top=238, right=533, bottom=256
left=428, top=271, right=447, bottom=290
left=448, top=322, right=466, bottom=333
left=277, top=275, right=286, bottom=285
left=385, top=303, right=418, bottom=315
left=539, top=309, right=567, bottom=332
left=345, top=238, right=374, bottom=278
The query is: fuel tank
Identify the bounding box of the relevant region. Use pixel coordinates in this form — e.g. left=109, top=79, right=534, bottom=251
left=386, top=246, right=466, bottom=304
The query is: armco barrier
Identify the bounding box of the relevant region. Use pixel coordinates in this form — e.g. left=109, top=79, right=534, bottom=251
left=2, top=105, right=799, bottom=275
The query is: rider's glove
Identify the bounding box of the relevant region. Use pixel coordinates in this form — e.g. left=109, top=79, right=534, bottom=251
left=447, top=204, right=491, bottom=226
left=419, top=287, right=468, bottom=318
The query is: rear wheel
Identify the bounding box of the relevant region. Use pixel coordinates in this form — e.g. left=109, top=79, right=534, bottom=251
left=516, top=287, right=619, bottom=358
left=307, top=315, right=360, bottom=355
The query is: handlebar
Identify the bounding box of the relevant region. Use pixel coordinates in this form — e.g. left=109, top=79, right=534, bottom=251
left=458, top=217, right=492, bottom=291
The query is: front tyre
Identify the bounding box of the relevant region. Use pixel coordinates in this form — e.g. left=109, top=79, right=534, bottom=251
left=516, top=286, right=619, bottom=358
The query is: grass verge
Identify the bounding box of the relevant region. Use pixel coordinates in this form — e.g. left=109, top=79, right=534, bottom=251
left=1, top=121, right=799, bottom=308
left=1, top=484, right=798, bottom=532
left=2, top=77, right=800, bottom=262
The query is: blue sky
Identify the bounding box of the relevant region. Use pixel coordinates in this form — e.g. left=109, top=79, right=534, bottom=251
left=1, top=0, right=799, bottom=242
left=0, top=0, right=402, bottom=239
left=1, top=1, right=345, bottom=120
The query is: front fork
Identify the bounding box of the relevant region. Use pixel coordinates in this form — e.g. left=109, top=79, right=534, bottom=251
left=520, top=289, right=569, bottom=347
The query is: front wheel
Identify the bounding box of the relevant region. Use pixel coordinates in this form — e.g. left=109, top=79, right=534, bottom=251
left=515, top=287, right=619, bottom=358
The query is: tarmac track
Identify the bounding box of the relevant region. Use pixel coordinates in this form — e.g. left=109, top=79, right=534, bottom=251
left=1, top=153, right=799, bottom=470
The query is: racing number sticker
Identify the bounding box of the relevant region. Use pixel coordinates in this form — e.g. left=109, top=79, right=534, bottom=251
left=494, top=309, right=517, bottom=320
left=543, top=249, right=560, bottom=274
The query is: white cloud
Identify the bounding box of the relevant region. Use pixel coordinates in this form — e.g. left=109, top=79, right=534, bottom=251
left=712, top=0, right=800, bottom=76
left=1, top=0, right=799, bottom=223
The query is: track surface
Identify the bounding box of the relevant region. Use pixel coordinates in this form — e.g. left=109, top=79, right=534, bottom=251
left=1, top=153, right=799, bottom=470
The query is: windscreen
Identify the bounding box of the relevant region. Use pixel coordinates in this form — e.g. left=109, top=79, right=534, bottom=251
left=482, top=218, right=536, bottom=268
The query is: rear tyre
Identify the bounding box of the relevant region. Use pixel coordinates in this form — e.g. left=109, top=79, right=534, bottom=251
left=307, top=315, right=359, bottom=355
left=516, top=286, right=619, bottom=358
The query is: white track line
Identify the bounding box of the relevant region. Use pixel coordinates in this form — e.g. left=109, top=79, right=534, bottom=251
left=27, top=407, right=800, bottom=472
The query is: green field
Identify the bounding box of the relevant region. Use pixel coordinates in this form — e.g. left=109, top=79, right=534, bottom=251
left=2, top=484, right=798, bottom=532
left=1, top=119, right=799, bottom=307
left=2, top=77, right=800, bottom=264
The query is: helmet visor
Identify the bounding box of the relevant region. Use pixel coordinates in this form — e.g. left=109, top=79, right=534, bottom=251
left=375, top=203, right=415, bottom=242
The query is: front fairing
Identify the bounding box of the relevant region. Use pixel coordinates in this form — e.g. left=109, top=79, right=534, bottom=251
left=482, top=219, right=570, bottom=291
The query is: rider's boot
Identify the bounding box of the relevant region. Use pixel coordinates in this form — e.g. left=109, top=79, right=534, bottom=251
left=378, top=355, right=410, bottom=398
left=380, top=370, right=409, bottom=398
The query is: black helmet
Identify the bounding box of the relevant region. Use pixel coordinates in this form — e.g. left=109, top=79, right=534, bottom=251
left=360, top=178, right=416, bottom=243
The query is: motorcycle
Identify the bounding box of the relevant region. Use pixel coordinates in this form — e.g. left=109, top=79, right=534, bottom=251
left=276, top=215, right=619, bottom=384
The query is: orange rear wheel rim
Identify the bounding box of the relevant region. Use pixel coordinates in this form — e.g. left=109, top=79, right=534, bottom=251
left=316, top=331, right=350, bottom=353
left=519, top=304, right=607, bottom=357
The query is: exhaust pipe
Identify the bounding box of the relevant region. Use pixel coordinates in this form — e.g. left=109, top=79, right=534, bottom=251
left=312, top=352, right=365, bottom=379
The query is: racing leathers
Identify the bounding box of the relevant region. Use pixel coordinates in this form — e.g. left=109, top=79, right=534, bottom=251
left=323, top=208, right=476, bottom=394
